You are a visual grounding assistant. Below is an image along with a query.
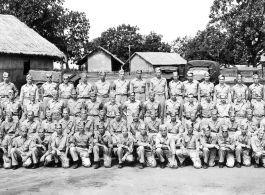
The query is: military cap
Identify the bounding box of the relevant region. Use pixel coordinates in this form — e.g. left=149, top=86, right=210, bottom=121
left=63, top=74, right=69, bottom=79
left=46, top=73, right=52, bottom=77
left=99, top=71, right=106, bottom=76
left=90, top=91, right=96, bottom=96
left=3, top=72, right=9, bottom=77
left=187, top=71, right=193, bottom=76
left=155, top=67, right=161, bottom=72
left=204, top=72, right=210, bottom=76
left=173, top=71, right=178, bottom=76
left=71, top=89, right=77, bottom=94
left=136, top=70, right=142, bottom=73
left=221, top=125, right=228, bottom=132
left=26, top=74, right=33, bottom=79
left=218, top=74, right=225, bottom=79
left=119, top=69, right=125, bottom=74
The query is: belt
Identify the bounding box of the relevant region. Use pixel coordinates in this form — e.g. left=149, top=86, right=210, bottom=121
left=155, top=93, right=165, bottom=96
left=107, top=116, right=115, bottom=118
left=202, top=116, right=211, bottom=118
left=43, top=95, right=53, bottom=98
left=0, top=95, right=8, bottom=98
left=116, top=94, right=128, bottom=96
left=135, top=92, right=144, bottom=94
left=185, top=95, right=198, bottom=98
left=97, top=94, right=109, bottom=98
left=61, top=97, right=71, bottom=99
left=70, top=114, right=80, bottom=117
left=254, top=115, right=264, bottom=117
left=88, top=114, right=98, bottom=117
left=78, top=97, right=89, bottom=99
left=219, top=116, right=229, bottom=118
left=77, top=145, right=87, bottom=148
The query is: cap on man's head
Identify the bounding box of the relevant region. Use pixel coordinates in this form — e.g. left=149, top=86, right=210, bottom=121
left=46, top=73, right=52, bottom=77
left=218, top=74, right=225, bottom=79
left=63, top=74, right=69, bottom=79
left=136, top=69, right=142, bottom=74
left=81, top=73, right=87, bottom=78
left=221, top=125, right=228, bottom=131
left=119, top=69, right=124, bottom=74
left=155, top=67, right=161, bottom=72
left=173, top=71, right=178, bottom=76
left=3, top=72, right=9, bottom=77
left=26, top=74, right=33, bottom=79
left=99, top=71, right=106, bottom=76
left=204, top=72, right=210, bottom=76
left=187, top=71, right=193, bottom=76
left=90, top=91, right=96, bottom=97
left=71, top=89, right=77, bottom=94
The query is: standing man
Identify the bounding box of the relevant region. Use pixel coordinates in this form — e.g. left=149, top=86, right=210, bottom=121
left=251, top=129, right=265, bottom=168
left=59, top=75, right=74, bottom=107
left=149, top=68, right=168, bottom=123
left=95, top=71, right=111, bottom=105
left=46, top=90, right=65, bottom=122
left=143, top=91, right=161, bottom=123
left=198, top=72, right=214, bottom=103
left=200, top=92, right=215, bottom=127
left=83, top=91, right=102, bottom=121
left=215, top=94, right=233, bottom=126
left=251, top=93, right=265, bottom=126
left=41, top=73, right=57, bottom=116
left=130, top=70, right=148, bottom=102
left=183, top=71, right=199, bottom=103
left=67, top=89, right=83, bottom=119
left=168, top=71, right=183, bottom=104
left=76, top=73, right=93, bottom=104
left=214, top=75, right=231, bottom=104
left=249, top=74, right=264, bottom=102
left=20, top=74, right=39, bottom=106
left=0, top=72, right=18, bottom=104
left=113, top=69, right=130, bottom=105
left=165, top=92, right=182, bottom=122
left=231, top=75, right=248, bottom=103
left=104, top=93, right=122, bottom=124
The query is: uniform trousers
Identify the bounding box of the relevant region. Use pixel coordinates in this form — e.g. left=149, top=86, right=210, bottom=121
left=93, top=145, right=112, bottom=168
left=113, top=147, right=134, bottom=164
left=156, top=148, right=177, bottom=168
left=0, top=148, right=11, bottom=169
left=45, top=149, right=70, bottom=168
left=252, top=151, right=265, bottom=166
left=235, top=146, right=251, bottom=166
left=70, top=147, right=91, bottom=167
left=218, top=147, right=235, bottom=167
left=176, top=148, right=202, bottom=168
left=137, top=146, right=156, bottom=167
left=154, top=94, right=166, bottom=123
left=202, top=147, right=217, bottom=166
left=10, top=148, right=32, bottom=167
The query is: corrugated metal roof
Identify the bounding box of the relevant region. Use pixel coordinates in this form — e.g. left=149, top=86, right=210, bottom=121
left=134, top=52, right=187, bottom=65
left=0, top=14, right=65, bottom=58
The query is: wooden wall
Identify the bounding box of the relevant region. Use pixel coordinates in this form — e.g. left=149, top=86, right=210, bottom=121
left=0, top=54, right=53, bottom=91
left=87, top=50, right=112, bottom=72
left=130, top=55, right=154, bottom=72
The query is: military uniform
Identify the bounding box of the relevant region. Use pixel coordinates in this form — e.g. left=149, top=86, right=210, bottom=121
left=183, top=80, right=199, bottom=102
left=218, top=133, right=235, bottom=167
left=214, top=84, right=230, bottom=104
left=42, top=82, right=57, bottom=113
left=114, top=134, right=134, bottom=164
left=200, top=100, right=215, bottom=125
left=93, top=131, right=113, bottom=168
left=19, top=83, right=39, bottom=106
left=165, top=99, right=181, bottom=122
left=0, top=82, right=18, bottom=104
left=109, top=118, right=127, bottom=143
left=240, top=118, right=258, bottom=135
left=198, top=81, right=214, bottom=103
left=150, top=77, right=168, bottom=120
left=47, top=99, right=65, bottom=121
left=67, top=98, right=83, bottom=118
left=143, top=99, right=160, bottom=122
left=129, top=119, right=144, bottom=142
left=166, top=120, right=183, bottom=135
left=75, top=118, right=94, bottom=134
left=235, top=133, right=251, bottom=166
left=58, top=116, right=76, bottom=136
left=182, top=102, right=199, bottom=122
left=232, top=83, right=248, bottom=102
left=123, top=99, right=142, bottom=128
left=113, top=79, right=130, bottom=105
left=251, top=100, right=265, bottom=125
left=200, top=133, right=218, bottom=167
left=249, top=83, right=264, bottom=101
left=0, top=134, right=11, bottom=168
left=233, top=101, right=249, bottom=125
left=95, top=80, right=111, bottom=105
left=251, top=135, right=265, bottom=166
left=30, top=134, right=50, bottom=165
left=22, top=100, right=43, bottom=122
left=168, top=80, right=183, bottom=104
left=70, top=132, right=94, bottom=167
left=1, top=119, right=19, bottom=138
left=94, top=118, right=110, bottom=133
left=41, top=119, right=56, bottom=137
left=76, top=82, right=93, bottom=103
left=104, top=101, right=121, bottom=123
left=59, top=83, right=74, bottom=106
left=21, top=119, right=40, bottom=138
left=216, top=102, right=232, bottom=125
left=130, top=78, right=147, bottom=102
left=84, top=99, right=102, bottom=121
left=3, top=99, right=21, bottom=122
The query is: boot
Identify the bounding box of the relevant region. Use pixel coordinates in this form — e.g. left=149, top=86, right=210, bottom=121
left=254, top=162, right=259, bottom=168
left=12, top=165, right=19, bottom=170
left=72, top=161, right=79, bottom=169
left=179, top=161, right=185, bottom=168
left=219, top=162, right=224, bottom=168
left=235, top=162, right=241, bottom=168
left=118, top=163, right=123, bottom=169
left=94, top=162, right=100, bottom=169
left=160, top=161, right=166, bottom=169
left=139, top=163, right=144, bottom=169
left=32, top=163, right=38, bottom=169
left=54, top=163, right=59, bottom=168
left=203, top=162, right=209, bottom=169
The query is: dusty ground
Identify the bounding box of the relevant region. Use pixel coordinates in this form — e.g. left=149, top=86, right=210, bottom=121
left=0, top=162, right=265, bottom=195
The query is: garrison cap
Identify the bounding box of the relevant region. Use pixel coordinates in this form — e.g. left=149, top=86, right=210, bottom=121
left=99, top=71, right=106, bottom=76
left=63, top=74, right=69, bottom=79
left=173, top=71, right=178, bottom=76
left=155, top=67, right=161, bottom=72
left=218, top=74, right=225, bottom=79
left=136, top=70, right=142, bottom=73
left=204, top=72, right=210, bottom=76
left=3, top=72, right=9, bottom=77
left=187, top=71, right=193, bottom=76
left=26, top=74, right=33, bottom=79
left=46, top=73, right=52, bottom=77
left=119, top=69, right=125, bottom=74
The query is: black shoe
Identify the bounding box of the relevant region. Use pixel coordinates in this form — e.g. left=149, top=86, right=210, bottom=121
left=0, top=164, right=3, bottom=168
left=236, top=162, right=241, bottom=168
left=72, top=161, right=79, bottom=169
left=160, top=161, right=166, bottom=169
left=139, top=163, right=144, bottom=169
left=179, top=162, right=185, bottom=168
left=12, top=165, right=19, bottom=170
left=203, top=163, right=209, bottom=169
left=54, top=163, right=59, bottom=168
left=94, top=162, right=100, bottom=169
left=254, top=163, right=259, bottom=168
left=32, top=163, right=38, bottom=169
left=219, top=163, right=224, bottom=168
left=118, top=163, right=123, bottom=169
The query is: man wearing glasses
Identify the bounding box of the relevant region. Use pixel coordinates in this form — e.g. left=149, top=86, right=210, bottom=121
left=41, top=73, right=57, bottom=118
left=0, top=72, right=18, bottom=104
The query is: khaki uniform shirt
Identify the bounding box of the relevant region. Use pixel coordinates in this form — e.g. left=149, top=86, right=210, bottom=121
left=76, top=82, right=93, bottom=98
left=201, top=101, right=215, bottom=118
left=214, top=84, right=230, bottom=99
left=150, top=77, right=168, bottom=95
left=123, top=100, right=142, bottom=116
left=185, top=119, right=201, bottom=132
left=155, top=133, right=175, bottom=149
left=147, top=118, right=161, bottom=133
left=130, top=78, right=147, bottom=93
left=75, top=118, right=94, bottom=133
left=58, top=116, right=76, bottom=135
left=233, top=102, right=248, bottom=117
left=94, top=119, right=110, bottom=132
left=240, top=119, right=258, bottom=134
left=116, top=135, right=134, bottom=152
left=41, top=119, right=56, bottom=134
left=166, top=120, right=183, bottom=134
left=251, top=136, right=265, bottom=153
left=22, top=119, right=40, bottom=135
left=42, top=82, right=57, bottom=97
left=59, top=83, right=74, bottom=99
left=30, top=134, right=50, bottom=151
left=19, top=83, right=39, bottom=102
left=84, top=100, right=101, bottom=116
left=182, top=132, right=200, bottom=149
left=95, top=81, right=110, bottom=96
left=165, top=99, right=181, bottom=116
left=169, top=80, right=183, bottom=96
left=235, top=133, right=251, bottom=147
left=1, top=120, right=19, bottom=135
left=3, top=100, right=21, bottom=116
left=104, top=102, right=121, bottom=118
left=216, top=103, right=232, bottom=117
left=208, top=119, right=222, bottom=133
left=143, top=100, right=160, bottom=117
left=0, top=82, right=18, bottom=97
left=136, top=134, right=154, bottom=150
left=110, top=118, right=127, bottom=134
left=227, top=120, right=239, bottom=132
left=200, top=133, right=217, bottom=147
left=218, top=134, right=235, bottom=148
left=23, top=101, right=42, bottom=118
left=47, top=99, right=64, bottom=115
left=251, top=100, right=265, bottom=117
left=71, top=132, right=93, bottom=150
left=12, top=136, right=31, bottom=152
left=183, top=102, right=199, bottom=118
left=113, top=79, right=130, bottom=95
left=232, top=84, right=248, bottom=100
left=249, top=83, right=264, bottom=99
left=183, top=80, right=199, bottom=96
left=67, top=99, right=83, bottom=116
left=51, top=134, right=69, bottom=151
left=129, top=120, right=144, bottom=136
left=199, top=81, right=214, bottom=97
left=94, top=131, right=112, bottom=147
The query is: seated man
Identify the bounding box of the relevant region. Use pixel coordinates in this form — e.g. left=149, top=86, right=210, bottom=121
left=200, top=125, right=219, bottom=169
left=218, top=125, right=235, bottom=168
left=43, top=124, right=70, bottom=168
left=143, top=91, right=161, bottom=123
left=251, top=129, right=265, bottom=168
left=156, top=125, right=177, bottom=169
left=208, top=109, right=221, bottom=134
left=29, top=128, right=50, bottom=169
left=114, top=128, right=134, bottom=169
left=94, top=110, right=110, bottom=133
left=70, top=122, right=93, bottom=169
left=93, top=124, right=113, bottom=169
left=109, top=111, right=127, bottom=145
left=166, top=112, right=183, bottom=135
left=41, top=111, right=56, bottom=141
left=235, top=125, right=251, bottom=168
left=165, top=92, right=181, bottom=123
left=241, top=109, right=258, bottom=135
left=146, top=110, right=161, bottom=135
left=129, top=112, right=144, bottom=142
left=0, top=128, right=11, bottom=169
left=136, top=123, right=157, bottom=169
left=10, top=126, right=32, bottom=169
left=184, top=113, right=201, bottom=133
left=1, top=111, right=20, bottom=140
left=21, top=110, right=40, bottom=138
left=227, top=111, right=240, bottom=137
left=176, top=123, right=201, bottom=169
left=58, top=108, right=76, bottom=137
left=216, top=94, right=232, bottom=126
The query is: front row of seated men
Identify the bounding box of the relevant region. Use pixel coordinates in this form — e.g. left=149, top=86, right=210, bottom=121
left=1, top=109, right=265, bottom=170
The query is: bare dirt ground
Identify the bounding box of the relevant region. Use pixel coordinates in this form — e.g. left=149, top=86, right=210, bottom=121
left=1, top=163, right=265, bottom=195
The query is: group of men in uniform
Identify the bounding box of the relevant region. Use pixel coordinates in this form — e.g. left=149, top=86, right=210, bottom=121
left=0, top=68, right=265, bottom=170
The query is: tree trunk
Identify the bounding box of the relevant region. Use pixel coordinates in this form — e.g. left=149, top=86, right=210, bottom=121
left=251, top=52, right=257, bottom=67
